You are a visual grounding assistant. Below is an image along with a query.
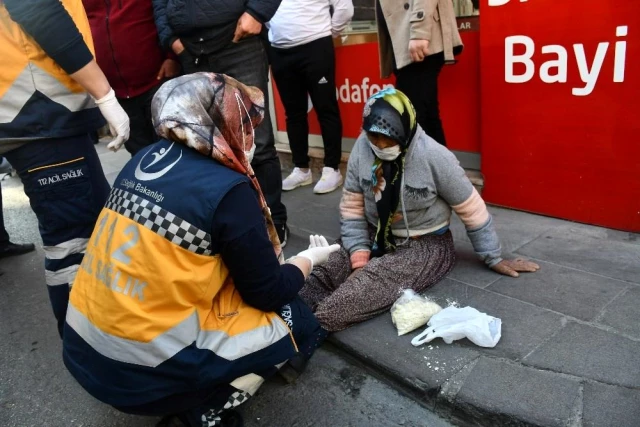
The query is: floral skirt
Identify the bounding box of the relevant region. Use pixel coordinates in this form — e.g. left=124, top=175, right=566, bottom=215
left=300, top=231, right=456, bottom=332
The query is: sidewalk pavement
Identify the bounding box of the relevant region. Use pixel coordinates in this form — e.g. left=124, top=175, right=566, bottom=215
left=278, top=168, right=640, bottom=426
left=5, top=143, right=639, bottom=426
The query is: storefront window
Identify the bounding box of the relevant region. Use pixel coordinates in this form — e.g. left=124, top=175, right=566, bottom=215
left=453, top=0, right=480, bottom=17
left=349, top=0, right=479, bottom=22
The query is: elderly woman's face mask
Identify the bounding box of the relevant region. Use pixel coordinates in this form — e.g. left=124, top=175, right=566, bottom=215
left=367, top=132, right=401, bottom=161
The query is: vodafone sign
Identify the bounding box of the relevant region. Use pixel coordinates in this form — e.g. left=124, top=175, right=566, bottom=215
left=480, top=0, right=640, bottom=231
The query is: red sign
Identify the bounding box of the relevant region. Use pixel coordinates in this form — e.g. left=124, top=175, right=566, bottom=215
left=480, top=0, right=640, bottom=231
left=273, top=20, right=481, bottom=153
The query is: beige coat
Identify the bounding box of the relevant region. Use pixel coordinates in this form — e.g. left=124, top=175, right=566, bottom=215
left=377, top=0, right=463, bottom=78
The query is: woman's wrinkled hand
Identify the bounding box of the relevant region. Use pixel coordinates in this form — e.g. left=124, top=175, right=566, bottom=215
left=491, top=258, right=540, bottom=278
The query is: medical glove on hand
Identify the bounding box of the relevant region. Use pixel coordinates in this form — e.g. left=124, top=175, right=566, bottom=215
left=94, top=89, right=130, bottom=152
left=296, top=235, right=340, bottom=269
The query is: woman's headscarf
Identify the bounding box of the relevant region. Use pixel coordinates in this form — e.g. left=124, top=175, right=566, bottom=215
left=151, top=72, right=283, bottom=262
left=361, top=88, right=417, bottom=257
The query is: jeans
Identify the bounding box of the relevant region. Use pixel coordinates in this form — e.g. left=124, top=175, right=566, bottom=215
left=179, top=36, right=287, bottom=225
left=3, top=135, right=110, bottom=336
left=270, top=36, right=343, bottom=169
left=119, top=85, right=161, bottom=156
left=395, top=52, right=447, bottom=146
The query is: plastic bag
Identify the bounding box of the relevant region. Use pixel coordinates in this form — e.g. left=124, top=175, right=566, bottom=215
left=410, top=306, right=502, bottom=348
left=390, top=289, right=443, bottom=336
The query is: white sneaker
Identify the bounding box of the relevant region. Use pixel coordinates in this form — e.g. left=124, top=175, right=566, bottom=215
left=282, top=167, right=313, bottom=191
left=313, top=167, right=343, bottom=194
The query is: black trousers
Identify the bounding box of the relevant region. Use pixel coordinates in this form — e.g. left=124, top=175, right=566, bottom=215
left=118, top=85, right=161, bottom=156
left=395, top=52, right=447, bottom=146
left=0, top=183, right=9, bottom=246
left=269, top=36, right=343, bottom=169
left=179, top=36, right=287, bottom=226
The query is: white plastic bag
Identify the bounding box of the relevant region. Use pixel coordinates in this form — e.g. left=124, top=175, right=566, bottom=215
left=390, top=290, right=442, bottom=336
left=411, top=306, right=502, bottom=348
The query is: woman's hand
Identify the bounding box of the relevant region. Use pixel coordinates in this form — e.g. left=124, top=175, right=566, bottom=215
left=491, top=258, right=540, bottom=278
left=409, top=39, right=430, bottom=62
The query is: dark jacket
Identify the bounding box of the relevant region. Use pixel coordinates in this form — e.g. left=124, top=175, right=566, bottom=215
left=152, top=0, right=282, bottom=51
left=83, top=0, right=175, bottom=99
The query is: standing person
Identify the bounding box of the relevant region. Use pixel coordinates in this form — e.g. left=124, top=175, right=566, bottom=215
left=0, top=0, right=130, bottom=336
left=269, top=0, right=354, bottom=194
left=83, top=0, right=181, bottom=156
left=376, top=0, right=463, bottom=146
left=152, top=0, right=291, bottom=247
left=63, top=73, right=339, bottom=427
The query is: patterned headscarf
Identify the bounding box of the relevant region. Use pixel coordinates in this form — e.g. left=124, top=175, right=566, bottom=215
left=362, top=88, right=417, bottom=257
left=151, top=72, right=283, bottom=262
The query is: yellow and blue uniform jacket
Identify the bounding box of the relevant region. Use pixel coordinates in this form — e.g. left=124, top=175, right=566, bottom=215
left=0, top=0, right=104, bottom=142
left=63, top=140, right=301, bottom=406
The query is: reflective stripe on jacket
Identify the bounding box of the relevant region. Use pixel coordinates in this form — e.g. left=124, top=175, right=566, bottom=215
left=63, top=140, right=297, bottom=406
left=0, top=0, right=104, bottom=142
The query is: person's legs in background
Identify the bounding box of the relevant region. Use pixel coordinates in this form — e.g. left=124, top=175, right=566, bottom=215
left=270, top=45, right=314, bottom=192
left=4, top=135, right=110, bottom=336
left=119, top=86, right=161, bottom=156
left=395, top=52, right=447, bottom=146
left=303, top=36, right=344, bottom=194
left=0, top=159, right=35, bottom=258
left=208, top=37, right=289, bottom=246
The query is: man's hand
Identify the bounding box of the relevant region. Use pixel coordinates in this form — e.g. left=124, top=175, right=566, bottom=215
left=409, top=39, right=430, bottom=62
left=491, top=258, right=540, bottom=278
left=172, top=38, right=185, bottom=55
left=233, top=12, right=262, bottom=43
left=157, top=59, right=181, bottom=80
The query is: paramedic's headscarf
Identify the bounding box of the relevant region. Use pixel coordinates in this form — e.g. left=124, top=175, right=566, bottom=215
left=151, top=72, right=283, bottom=262
left=361, top=88, right=417, bottom=257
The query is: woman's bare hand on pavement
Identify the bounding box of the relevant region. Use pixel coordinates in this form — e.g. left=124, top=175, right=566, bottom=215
left=491, top=258, right=540, bottom=278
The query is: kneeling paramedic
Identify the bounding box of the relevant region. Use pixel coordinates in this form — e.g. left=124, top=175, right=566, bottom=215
left=62, top=73, right=339, bottom=427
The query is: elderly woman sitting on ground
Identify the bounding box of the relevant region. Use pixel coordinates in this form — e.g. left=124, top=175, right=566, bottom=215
left=300, top=88, right=539, bottom=332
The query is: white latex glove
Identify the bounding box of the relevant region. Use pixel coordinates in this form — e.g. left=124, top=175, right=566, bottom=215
left=296, top=235, right=341, bottom=269
left=94, top=89, right=130, bottom=152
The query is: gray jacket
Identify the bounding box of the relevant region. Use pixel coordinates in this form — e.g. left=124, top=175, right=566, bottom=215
left=340, top=128, right=502, bottom=267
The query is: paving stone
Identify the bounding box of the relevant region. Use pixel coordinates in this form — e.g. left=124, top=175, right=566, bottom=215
left=331, top=312, right=481, bottom=398
left=524, top=322, right=640, bottom=388
left=446, top=241, right=502, bottom=288
left=583, top=382, right=640, bottom=427
left=598, top=286, right=640, bottom=339
left=285, top=203, right=341, bottom=241
left=425, top=279, right=563, bottom=360
left=450, top=206, right=565, bottom=253
left=517, top=228, right=640, bottom=284
left=454, top=358, right=580, bottom=427
left=487, top=261, right=628, bottom=321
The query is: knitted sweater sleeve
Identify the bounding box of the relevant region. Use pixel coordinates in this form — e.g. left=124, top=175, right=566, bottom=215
left=430, top=144, right=503, bottom=267
left=340, top=138, right=372, bottom=269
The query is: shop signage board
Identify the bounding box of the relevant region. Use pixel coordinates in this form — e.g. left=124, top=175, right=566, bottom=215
left=480, top=0, right=640, bottom=231
left=272, top=18, right=481, bottom=153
